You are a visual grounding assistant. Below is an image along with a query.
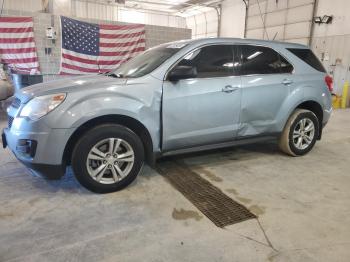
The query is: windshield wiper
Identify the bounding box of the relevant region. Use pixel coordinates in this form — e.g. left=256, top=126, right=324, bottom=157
left=105, top=73, right=124, bottom=78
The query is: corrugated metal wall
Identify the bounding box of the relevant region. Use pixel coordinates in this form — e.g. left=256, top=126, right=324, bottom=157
left=1, top=0, right=187, bottom=29
left=184, top=0, right=246, bottom=40
left=246, top=0, right=315, bottom=45
left=72, top=0, right=187, bottom=28
left=311, top=0, right=350, bottom=95
left=185, top=9, right=219, bottom=39
left=220, top=0, right=246, bottom=38
left=2, top=0, right=42, bottom=12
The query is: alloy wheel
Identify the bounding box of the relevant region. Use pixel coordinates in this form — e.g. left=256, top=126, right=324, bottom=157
left=86, top=138, right=135, bottom=184
left=292, top=118, right=315, bottom=150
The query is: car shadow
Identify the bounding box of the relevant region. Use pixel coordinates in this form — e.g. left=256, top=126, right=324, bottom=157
left=1, top=140, right=284, bottom=194
left=158, top=140, right=283, bottom=165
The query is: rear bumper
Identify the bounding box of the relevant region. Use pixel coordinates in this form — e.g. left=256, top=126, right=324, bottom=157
left=317, top=107, right=332, bottom=140
left=323, top=107, right=332, bottom=127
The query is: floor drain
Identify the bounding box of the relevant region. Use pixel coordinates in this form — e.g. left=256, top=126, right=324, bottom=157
left=156, top=161, right=256, bottom=228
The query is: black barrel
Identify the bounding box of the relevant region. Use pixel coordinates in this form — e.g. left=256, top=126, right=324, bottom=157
left=12, top=74, right=43, bottom=91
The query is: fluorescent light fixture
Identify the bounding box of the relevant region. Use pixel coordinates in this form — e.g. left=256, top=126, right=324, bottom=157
left=247, top=51, right=262, bottom=60
left=322, top=15, right=333, bottom=24
left=223, top=62, right=233, bottom=68
left=314, top=15, right=333, bottom=24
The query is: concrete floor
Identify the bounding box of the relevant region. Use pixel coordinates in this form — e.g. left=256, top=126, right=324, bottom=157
left=0, top=109, right=350, bottom=262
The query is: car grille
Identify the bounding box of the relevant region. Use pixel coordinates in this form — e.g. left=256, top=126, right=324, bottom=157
left=8, top=116, right=14, bottom=129
left=11, top=97, right=21, bottom=109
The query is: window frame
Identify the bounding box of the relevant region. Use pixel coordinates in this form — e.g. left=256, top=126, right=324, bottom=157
left=236, top=44, right=295, bottom=76
left=164, top=43, right=239, bottom=81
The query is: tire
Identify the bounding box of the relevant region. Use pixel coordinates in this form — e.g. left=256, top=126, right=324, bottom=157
left=71, top=124, right=144, bottom=193
left=279, top=109, right=319, bottom=156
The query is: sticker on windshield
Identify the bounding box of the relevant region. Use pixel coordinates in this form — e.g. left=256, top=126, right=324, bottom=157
left=167, top=43, right=187, bottom=49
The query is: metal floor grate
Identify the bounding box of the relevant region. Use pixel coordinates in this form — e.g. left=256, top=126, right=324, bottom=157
left=156, top=161, right=256, bottom=228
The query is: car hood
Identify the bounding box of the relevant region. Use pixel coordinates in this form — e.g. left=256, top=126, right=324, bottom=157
left=17, top=75, right=127, bottom=103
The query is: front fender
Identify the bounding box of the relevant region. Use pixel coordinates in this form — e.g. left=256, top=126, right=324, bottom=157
left=43, top=87, right=162, bottom=151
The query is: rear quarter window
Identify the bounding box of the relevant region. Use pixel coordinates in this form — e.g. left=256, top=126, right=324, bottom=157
left=287, top=48, right=326, bottom=73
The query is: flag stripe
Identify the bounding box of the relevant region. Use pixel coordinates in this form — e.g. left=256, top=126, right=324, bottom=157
left=0, top=17, right=40, bottom=75
left=0, top=17, right=33, bottom=23
left=100, top=43, right=146, bottom=53
left=63, top=53, right=135, bottom=66
left=99, top=24, right=144, bottom=30
left=0, top=47, right=36, bottom=54
left=0, top=37, right=35, bottom=43
left=1, top=32, right=34, bottom=38
left=100, top=27, right=145, bottom=35
left=0, top=27, right=33, bottom=33
left=0, top=22, right=33, bottom=28
left=99, top=38, right=145, bottom=49
left=5, top=62, right=39, bottom=68
left=2, top=58, right=38, bottom=64
left=99, top=35, right=145, bottom=44
left=100, top=38, right=145, bottom=47
left=62, top=63, right=102, bottom=73
left=2, top=52, right=38, bottom=60
left=0, top=42, right=36, bottom=49
left=100, top=31, right=145, bottom=39
left=100, top=46, right=145, bottom=57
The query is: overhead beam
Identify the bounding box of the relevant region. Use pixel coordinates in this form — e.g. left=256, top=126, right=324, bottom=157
left=129, top=0, right=223, bottom=11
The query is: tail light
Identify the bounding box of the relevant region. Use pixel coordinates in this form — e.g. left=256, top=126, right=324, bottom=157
left=325, top=75, right=333, bottom=92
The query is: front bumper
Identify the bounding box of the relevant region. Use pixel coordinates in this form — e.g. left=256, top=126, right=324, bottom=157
left=2, top=118, right=75, bottom=179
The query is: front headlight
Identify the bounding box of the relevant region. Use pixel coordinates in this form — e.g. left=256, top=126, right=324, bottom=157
left=20, top=93, right=66, bottom=121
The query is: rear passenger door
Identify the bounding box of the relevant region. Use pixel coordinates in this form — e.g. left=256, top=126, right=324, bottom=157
left=236, top=45, right=295, bottom=137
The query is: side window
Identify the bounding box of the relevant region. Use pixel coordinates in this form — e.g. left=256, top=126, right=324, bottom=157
left=287, top=48, right=326, bottom=73
left=238, top=45, right=293, bottom=75
left=177, top=45, right=234, bottom=78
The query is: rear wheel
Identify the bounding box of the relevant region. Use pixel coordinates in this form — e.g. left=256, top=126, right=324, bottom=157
left=72, top=124, right=144, bottom=193
left=279, top=109, right=319, bottom=156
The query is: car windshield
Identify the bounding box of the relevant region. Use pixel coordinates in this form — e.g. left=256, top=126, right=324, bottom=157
left=111, top=43, right=188, bottom=78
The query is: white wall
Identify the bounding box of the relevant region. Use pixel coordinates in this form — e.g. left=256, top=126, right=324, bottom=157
left=246, top=0, right=315, bottom=45
left=312, top=0, right=350, bottom=37
left=311, top=0, right=350, bottom=94
left=71, top=0, right=187, bottom=28
left=2, top=0, right=42, bottom=12
left=2, top=0, right=187, bottom=29
left=53, top=0, right=72, bottom=16
left=185, top=8, right=219, bottom=39
left=220, top=0, right=246, bottom=38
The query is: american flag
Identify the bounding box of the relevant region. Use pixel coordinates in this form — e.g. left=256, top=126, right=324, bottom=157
left=0, top=17, right=40, bottom=74
left=60, top=16, right=146, bottom=74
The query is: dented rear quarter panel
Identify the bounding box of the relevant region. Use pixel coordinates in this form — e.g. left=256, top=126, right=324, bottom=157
left=237, top=43, right=332, bottom=137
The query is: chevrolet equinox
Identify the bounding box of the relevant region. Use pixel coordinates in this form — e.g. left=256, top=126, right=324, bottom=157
left=2, top=38, right=333, bottom=193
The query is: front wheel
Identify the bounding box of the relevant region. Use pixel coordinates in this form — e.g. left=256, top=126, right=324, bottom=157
left=71, top=124, right=144, bottom=193
left=279, top=109, right=319, bottom=156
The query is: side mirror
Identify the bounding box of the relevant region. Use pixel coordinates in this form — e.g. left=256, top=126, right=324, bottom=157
left=168, top=65, right=197, bottom=82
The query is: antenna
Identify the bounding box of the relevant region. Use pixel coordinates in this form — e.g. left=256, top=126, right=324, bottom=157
left=272, top=32, right=278, bottom=41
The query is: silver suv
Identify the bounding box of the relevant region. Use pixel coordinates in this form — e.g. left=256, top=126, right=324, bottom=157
left=2, top=38, right=332, bottom=193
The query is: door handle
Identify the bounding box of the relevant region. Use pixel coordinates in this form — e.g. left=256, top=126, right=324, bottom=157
left=282, top=79, right=293, bottom=85
left=222, top=85, right=239, bottom=93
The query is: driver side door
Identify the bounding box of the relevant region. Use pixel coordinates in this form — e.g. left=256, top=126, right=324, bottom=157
left=162, top=44, right=242, bottom=151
